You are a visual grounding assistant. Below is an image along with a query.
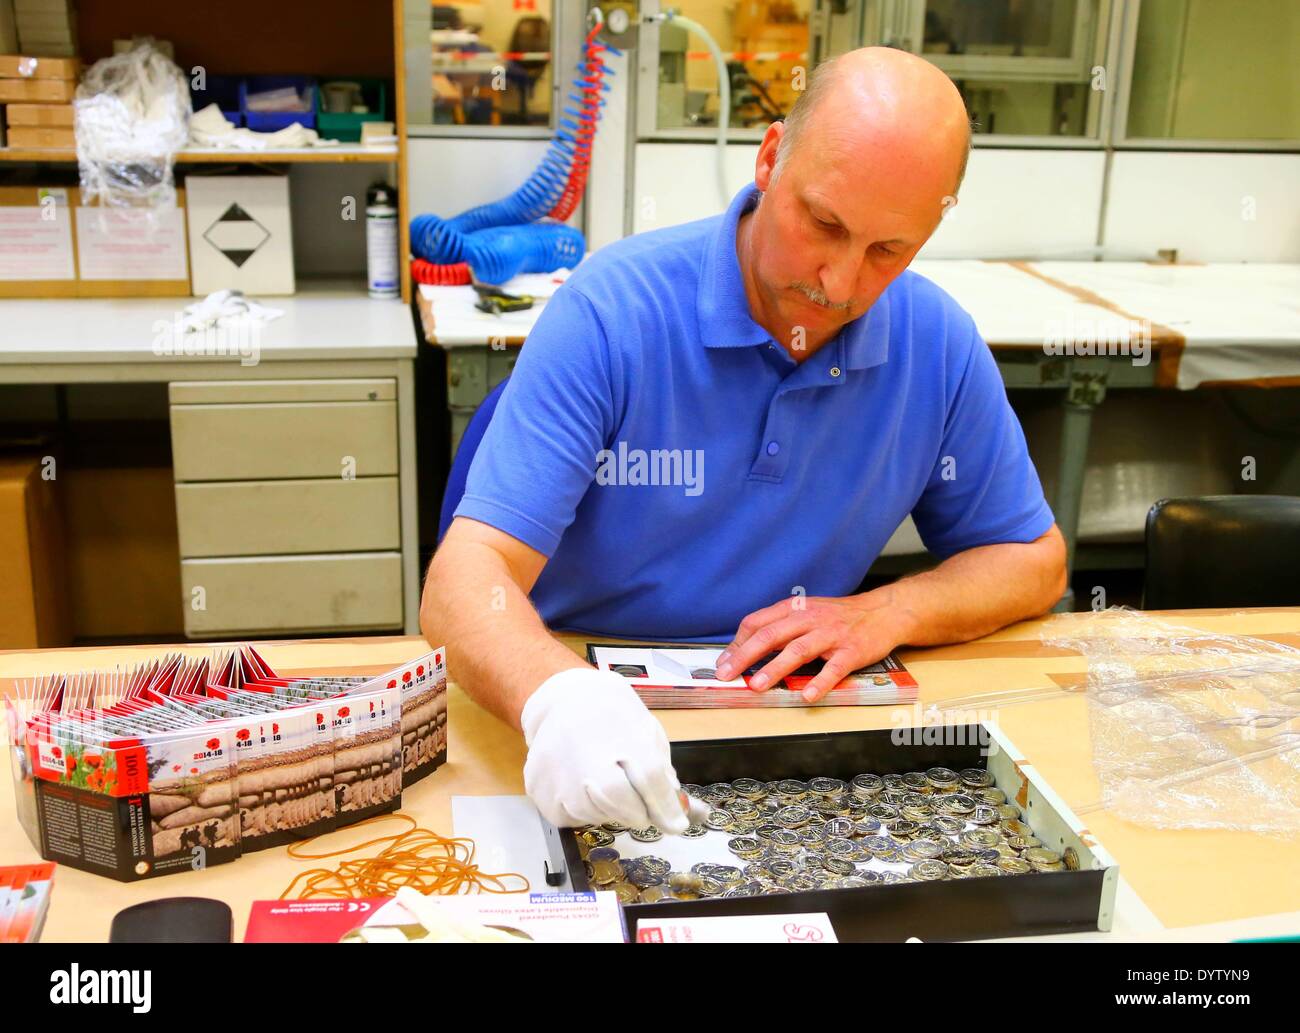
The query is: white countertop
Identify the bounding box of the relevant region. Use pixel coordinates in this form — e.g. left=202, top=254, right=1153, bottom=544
left=421, top=261, right=1300, bottom=388
left=0, top=280, right=417, bottom=365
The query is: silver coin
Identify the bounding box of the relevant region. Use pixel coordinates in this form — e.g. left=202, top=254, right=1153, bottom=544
left=910, top=859, right=949, bottom=881
left=727, top=836, right=763, bottom=857
left=774, top=805, right=812, bottom=829
left=775, top=779, right=808, bottom=798
left=959, top=767, right=995, bottom=789
left=629, top=825, right=662, bottom=842
left=681, top=824, right=708, bottom=838
left=850, top=773, right=884, bottom=797
left=731, top=777, right=766, bottom=799
left=902, top=837, right=946, bottom=861
left=932, top=815, right=965, bottom=836
left=901, top=772, right=930, bottom=792
left=704, top=809, right=734, bottom=831
left=852, top=818, right=882, bottom=837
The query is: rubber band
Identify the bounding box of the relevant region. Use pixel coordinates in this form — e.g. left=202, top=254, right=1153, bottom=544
left=279, top=812, right=530, bottom=900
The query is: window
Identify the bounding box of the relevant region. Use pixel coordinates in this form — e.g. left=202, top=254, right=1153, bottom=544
left=1124, top=0, right=1300, bottom=142
left=654, top=0, right=814, bottom=131
left=642, top=0, right=1106, bottom=141
left=428, top=0, right=555, bottom=127
left=918, top=0, right=1104, bottom=138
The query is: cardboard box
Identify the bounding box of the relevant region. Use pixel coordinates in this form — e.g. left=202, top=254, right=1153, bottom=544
left=0, top=77, right=76, bottom=102
left=63, top=466, right=184, bottom=639
left=186, top=174, right=296, bottom=295
left=0, top=53, right=78, bottom=79
left=5, top=124, right=73, bottom=148
left=0, top=184, right=77, bottom=297
left=0, top=453, right=72, bottom=648
left=5, top=101, right=74, bottom=126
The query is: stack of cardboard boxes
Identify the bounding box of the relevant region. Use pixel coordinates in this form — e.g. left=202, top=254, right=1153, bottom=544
left=0, top=53, right=79, bottom=150
left=12, top=0, right=78, bottom=57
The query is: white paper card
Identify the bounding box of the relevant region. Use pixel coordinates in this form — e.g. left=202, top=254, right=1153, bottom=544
left=0, top=203, right=74, bottom=280
left=634, top=912, right=838, bottom=943
left=75, top=206, right=189, bottom=280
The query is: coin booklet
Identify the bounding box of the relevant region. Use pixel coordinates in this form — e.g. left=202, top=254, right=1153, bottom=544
left=0, top=862, right=55, bottom=943
left=4, top=645, right=447, bottom=882
left=244, top=890, right=626, bottom=943
left=586, top=643, right=918, bottom=707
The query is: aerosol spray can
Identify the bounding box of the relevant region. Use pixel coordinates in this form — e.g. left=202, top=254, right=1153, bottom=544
left=366, top=182, right=399, bottom=298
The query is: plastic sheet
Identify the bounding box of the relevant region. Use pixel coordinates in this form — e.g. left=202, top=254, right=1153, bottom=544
left=1042, top=608, right=1300, bottom=835
left=74, top=40, right=190, bottom=210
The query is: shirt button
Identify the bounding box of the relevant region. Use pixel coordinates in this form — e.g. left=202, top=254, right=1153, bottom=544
left=830, top=366, right=842, bottom=378
left=766, top=441, right=780, bottom=456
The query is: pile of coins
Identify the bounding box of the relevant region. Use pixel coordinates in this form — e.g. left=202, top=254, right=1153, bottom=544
left=573, top=768, right=1074, bottom=902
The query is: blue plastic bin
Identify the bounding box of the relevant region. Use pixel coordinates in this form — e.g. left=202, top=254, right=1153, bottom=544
left=240, top=76, right=317, bottom=132
left=190, top=74, right=242, bottom=125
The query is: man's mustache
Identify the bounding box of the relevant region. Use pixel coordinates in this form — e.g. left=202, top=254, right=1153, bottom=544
left=789, top=282, right=852, bottom=311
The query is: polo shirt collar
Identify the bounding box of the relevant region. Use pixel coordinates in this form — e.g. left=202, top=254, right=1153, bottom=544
left=696, top=184, right=774, bottom=348
left=697, top=181, right=891, bottom=371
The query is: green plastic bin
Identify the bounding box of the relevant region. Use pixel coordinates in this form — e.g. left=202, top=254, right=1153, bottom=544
left=315, top=78, right=389, bottom=142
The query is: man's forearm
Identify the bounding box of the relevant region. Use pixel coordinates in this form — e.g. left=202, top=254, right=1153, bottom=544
left=419, top=541, right=588, bottom=731
left=874, top=528, right=1067, bottom=648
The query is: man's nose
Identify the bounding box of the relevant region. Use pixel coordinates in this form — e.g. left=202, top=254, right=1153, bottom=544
left=818, top=253, right=858, bottom=308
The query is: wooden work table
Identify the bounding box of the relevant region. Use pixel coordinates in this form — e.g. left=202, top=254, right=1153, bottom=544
left=2, top=606, right=1298, bottom=942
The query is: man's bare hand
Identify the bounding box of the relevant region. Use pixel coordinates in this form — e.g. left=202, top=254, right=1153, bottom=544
left=713, top=590, right=917, bottom=703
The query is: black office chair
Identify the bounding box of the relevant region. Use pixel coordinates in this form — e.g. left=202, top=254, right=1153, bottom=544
left=1143, top=495, right=1300, bottom=609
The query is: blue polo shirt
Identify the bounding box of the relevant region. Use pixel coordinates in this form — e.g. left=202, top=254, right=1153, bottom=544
left=455, top=183, right=1054, bottom=640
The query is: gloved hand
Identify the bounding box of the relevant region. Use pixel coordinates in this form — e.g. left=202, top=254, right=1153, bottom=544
left=521, top=667, right=710, bottom=834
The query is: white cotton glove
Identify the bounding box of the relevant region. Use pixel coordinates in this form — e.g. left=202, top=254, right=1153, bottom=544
left=521, top=668, right=709, bottom=835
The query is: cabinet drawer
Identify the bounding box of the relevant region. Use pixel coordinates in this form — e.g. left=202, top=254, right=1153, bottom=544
left=169, top=379, right=396, bottom=404
left=170, top=400, right=397, bottom=481
left=176, top=478, right=399, bottom=557
left=181, top=552, right=402, bottom=637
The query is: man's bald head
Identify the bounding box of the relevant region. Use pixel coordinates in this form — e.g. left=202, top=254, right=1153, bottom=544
left=736, top=48, right=976, bottom=360
left=773, top=48, right=972, bottom=197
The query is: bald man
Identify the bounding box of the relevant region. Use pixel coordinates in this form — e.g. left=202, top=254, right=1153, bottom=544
left=422, top=48, right=1066, bottom=833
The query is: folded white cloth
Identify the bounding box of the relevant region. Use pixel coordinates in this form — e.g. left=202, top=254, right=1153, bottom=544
left=180, top=289, right=283, bottom=334
left=188, top=102, right=337, bottom=150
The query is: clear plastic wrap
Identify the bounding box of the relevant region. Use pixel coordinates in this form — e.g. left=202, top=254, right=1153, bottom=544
left=1042, top=608, right=1300, bottom=835
left=74, top=39, right=190, bottom=210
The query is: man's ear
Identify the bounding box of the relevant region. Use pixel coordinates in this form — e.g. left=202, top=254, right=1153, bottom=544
left=754, top=121, right=784, bottom=192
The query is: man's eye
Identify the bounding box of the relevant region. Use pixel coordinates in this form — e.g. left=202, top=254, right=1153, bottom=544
left=873, top=243, right=899, bottom=257
left=813, top=217, right=839, bottom=233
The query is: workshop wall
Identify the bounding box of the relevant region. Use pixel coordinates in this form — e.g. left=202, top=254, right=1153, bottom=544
left=75, top=0, right=395, bottom=77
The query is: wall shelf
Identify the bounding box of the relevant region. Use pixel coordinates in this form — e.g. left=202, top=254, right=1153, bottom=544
left=0, top=144, right=399, bottom=164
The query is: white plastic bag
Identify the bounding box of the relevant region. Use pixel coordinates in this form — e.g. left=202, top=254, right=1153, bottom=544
left=74, top=39, right=190, bottom=209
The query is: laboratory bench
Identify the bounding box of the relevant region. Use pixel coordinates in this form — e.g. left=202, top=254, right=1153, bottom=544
left=2, top=605, right=1298, bottom=942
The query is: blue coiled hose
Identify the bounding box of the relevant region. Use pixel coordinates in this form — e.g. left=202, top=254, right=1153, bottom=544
left=410, top=42, right=618, bottom=285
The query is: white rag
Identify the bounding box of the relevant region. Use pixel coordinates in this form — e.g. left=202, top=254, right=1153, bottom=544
left=181, top=289, right=284, bottom=334
left=189, top=102, right=338, bottom=150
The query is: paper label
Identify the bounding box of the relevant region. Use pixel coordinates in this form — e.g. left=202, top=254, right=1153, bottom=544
left=75, top=206, right=189, bottom=281
left=0, top=206, right=75, bottom=280
left=635, top=912, right=838, bottom=943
